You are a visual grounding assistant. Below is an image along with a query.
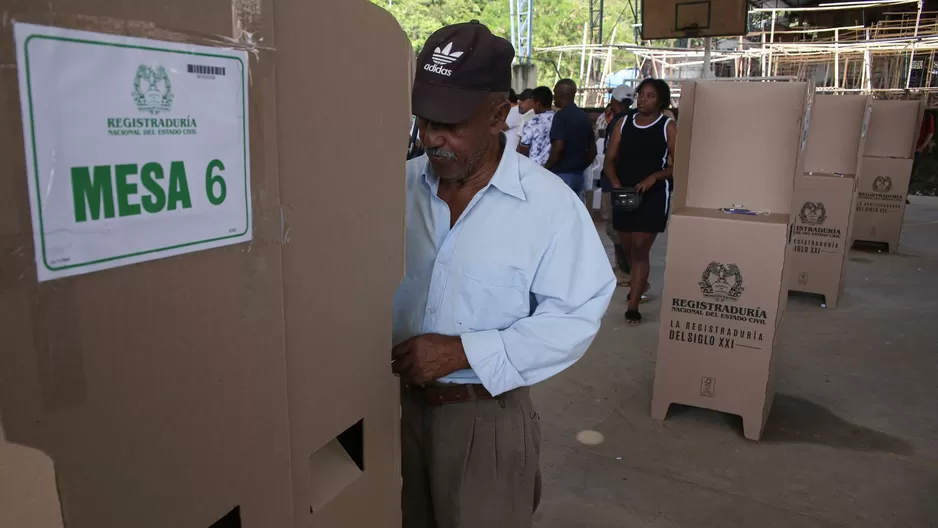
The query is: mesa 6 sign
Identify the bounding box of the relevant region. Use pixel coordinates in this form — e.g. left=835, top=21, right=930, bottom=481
left=14, top=23, right=251, bottom=281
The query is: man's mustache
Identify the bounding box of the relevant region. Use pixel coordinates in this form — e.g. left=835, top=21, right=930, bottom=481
left=426, top=147, right=457, bottom=160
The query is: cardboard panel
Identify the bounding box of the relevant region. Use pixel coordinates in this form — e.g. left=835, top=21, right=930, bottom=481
left=652, top=211, right=789, bottom=441
left=787, top=174, right=857, bottom=308
left=0, top=430, right=65, bottom=528
left=804, top=95, right=870, bottom=175
left=679, top=80, right=811, bottom=214
left=0, top=5, right=296, bottom=528
left=864, top=99, right=925, bottom=159
left=853, top=157, right=913, bottom=252
left=642, top=0, right=748, bottom=40
left=273, top=1, right=408, bottom=526
left=1, top=1, right=410, bottom=527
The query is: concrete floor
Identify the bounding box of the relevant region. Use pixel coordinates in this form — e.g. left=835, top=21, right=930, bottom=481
left=531, top=197, right=938, bottom=527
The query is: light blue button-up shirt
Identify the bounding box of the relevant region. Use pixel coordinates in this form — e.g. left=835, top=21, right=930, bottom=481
left=392, top=145, right=616, bottom=396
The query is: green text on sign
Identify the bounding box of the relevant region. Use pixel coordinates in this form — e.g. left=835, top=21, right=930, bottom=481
left=71, top=159, right=227, bottom=223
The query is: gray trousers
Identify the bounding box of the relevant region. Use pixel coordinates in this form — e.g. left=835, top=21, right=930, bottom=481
left=401, top=386, right=542, bottom=528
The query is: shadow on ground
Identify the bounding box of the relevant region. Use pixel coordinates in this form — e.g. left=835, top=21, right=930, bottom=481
left=761, top=394, right=915, bottom=455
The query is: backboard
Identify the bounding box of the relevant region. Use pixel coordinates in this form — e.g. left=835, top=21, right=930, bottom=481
left=642, top=0, right=749, bottom=40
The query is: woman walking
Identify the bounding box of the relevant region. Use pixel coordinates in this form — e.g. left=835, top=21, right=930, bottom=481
left=603, top=78, right=676, bottom=325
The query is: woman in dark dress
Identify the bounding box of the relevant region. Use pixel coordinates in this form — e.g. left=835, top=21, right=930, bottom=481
left=603, top=78, right=676, bottom=325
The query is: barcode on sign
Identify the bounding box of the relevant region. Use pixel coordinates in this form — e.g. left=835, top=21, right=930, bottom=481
left=187, top=64, right=226, bottom=76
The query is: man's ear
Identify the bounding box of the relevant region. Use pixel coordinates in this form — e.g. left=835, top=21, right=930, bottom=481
left=490, top=100, right=510, bottom=133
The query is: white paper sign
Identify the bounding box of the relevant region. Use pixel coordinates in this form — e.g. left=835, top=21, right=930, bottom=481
left=14, top=23, right=251, bottom=281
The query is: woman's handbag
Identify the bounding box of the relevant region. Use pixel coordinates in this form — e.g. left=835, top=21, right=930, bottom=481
left=611, top=187, right=642, bottom=212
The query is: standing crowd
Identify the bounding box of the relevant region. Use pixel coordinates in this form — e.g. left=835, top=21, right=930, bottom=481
left=396, top=19, right=676, bottom=528
left=507, top=76, right=676, bottom=325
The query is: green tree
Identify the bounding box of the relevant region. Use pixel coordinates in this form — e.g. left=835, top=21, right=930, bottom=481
left=370, top=0, right=639, bottom=85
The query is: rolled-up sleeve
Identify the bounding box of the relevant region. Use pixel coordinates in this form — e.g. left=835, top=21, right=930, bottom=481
left=461, top=205, right=616, bottom=396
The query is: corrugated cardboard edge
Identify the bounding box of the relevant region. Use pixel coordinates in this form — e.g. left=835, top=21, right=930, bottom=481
left=272, top=1, right=408, bottom=525
left=777, top=81, right=813, bottom=320
left=839, top=176, right=859, bottom=301
left=0, top=416, right=66, bottom=528
left=910, top=98, right=928, bottom=159
left=670, top=79, right=697, bottom=213
left=771, top=80, right=813, bottom=438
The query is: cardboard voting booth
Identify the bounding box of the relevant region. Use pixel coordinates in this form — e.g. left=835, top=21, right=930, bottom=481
left=651, top=80, right=812, bottom=441
left=853, top=99, right=926, bottom=252
left=0, top=2, right=409, bottom=527
left=787, top=94, right=870, bottom=308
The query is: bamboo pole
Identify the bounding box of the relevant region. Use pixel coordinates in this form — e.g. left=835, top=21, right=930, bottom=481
left=601, top=27, right=618, bottom=93
left=585, top=52, right=594, bottom=103
left=906, top=0, right=924, bottom=88
left=555, top=51, right=564, bottom=86
left=834, top=28, right=840, bottom=89
left=761, top=29, right=767, bottom=76
left=863, top=29, right=873, bottom=91
left=767, top=11, right=778, bottom=78
left=579, top=21, right=589, bottom=98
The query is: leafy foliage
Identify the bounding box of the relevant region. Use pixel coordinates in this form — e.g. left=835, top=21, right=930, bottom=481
left=370, top=0, right=640, bottom=82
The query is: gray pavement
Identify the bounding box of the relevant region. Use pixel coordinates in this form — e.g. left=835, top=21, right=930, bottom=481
left=532, top=197, right=938, bottom=527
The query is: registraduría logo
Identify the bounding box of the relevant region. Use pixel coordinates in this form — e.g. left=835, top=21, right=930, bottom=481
left=872, top=176, right=893, bottom=193
left=132, top=64, right=174, bottom=115
left=798, top=201, right=827, bottom=225
left=699, top=262, right=744, bottom=302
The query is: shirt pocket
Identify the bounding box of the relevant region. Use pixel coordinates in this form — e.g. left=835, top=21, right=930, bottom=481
left=455, top=262, right=528, bottom=332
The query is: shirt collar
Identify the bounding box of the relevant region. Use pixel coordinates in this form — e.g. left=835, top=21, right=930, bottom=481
left=488, top=141, right=526, bottom=201
left=420, top=139, right=527, bottom=202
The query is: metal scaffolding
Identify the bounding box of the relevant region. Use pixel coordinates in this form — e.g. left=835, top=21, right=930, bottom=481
left=510, top=0, right=534, bottom=64
left=536, top=0, right=938, bottom=106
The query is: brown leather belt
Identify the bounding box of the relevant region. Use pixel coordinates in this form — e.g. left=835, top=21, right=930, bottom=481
left=405, top=383, right=495, bottom=405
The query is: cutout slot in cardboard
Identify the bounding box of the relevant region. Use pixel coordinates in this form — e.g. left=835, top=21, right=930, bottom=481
left=208, top=506, right=241, bottom=528
left=308, top=419, right=364, bottom=512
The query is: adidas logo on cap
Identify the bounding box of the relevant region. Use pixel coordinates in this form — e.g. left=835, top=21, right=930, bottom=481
left=424, top=42, right=463, bottom=76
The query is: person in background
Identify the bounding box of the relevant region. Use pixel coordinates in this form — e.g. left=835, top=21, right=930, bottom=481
left=595, top=103, right=613, bottom=139
left=603, top=78, right=676, bottom=325
left=518, top=88, right=536, bottom=126
left=398, top=21, right=614, bottom=527
left=600, top=84, right=635, bottom=286
left=407, top=115, right=424, bottom=160
left=545, top=79, right=596, bottom=194
left=504, top=88, right=533, bottom=153
left=517, top=86, right=555, bottom=166
left=910, top=109, right=934, bottom=203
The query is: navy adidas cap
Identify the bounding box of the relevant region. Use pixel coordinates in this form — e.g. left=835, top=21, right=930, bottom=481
left=413, top=21, right=515, bottom=125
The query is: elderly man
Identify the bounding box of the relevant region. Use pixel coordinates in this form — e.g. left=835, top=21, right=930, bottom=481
left=393, top=21, right=615, bottom=528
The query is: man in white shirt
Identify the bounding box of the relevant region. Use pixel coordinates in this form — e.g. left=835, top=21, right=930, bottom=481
left=396, top=20, right=615, bottom=528
left=517, top=86, right=555, bottom=166
left=503, top=89, right=534, bottom=153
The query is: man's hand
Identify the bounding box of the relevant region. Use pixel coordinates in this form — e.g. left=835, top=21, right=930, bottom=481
left=635, top=175, right=657, bottom=193
left=392, top=334, right=470, bottom=385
